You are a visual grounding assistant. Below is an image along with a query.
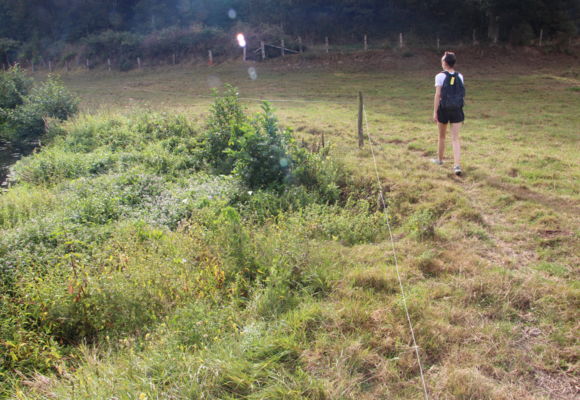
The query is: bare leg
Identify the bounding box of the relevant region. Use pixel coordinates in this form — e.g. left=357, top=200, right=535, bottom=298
left=437, top=122, right=447, bottom=161
left=450, top=122, right=461, bottom=166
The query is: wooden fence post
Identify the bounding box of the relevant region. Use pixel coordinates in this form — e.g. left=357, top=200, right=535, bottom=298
left=437, top=34, right=440, bottom=50
left=107, top=58, right=111, bottom=71
left=399, top=33, right=404, bottom=48
left=31, top=60, right=35, bottom=72
left=364, top=34, right=368, bottom=51
left=472, top=29, right=477, bottom=45
left=358, top=92, right=364, bottom=148
left=66, top=60, right=70, bottom=72
left=172, top=53, right=176, bottom=65
left=298, top=36, right=303, bottom=53
left=137, top=57, right=141, bottom=70
left=539, top=29, right=544, bottom=47
left=243, top=46, right=247, bottom=61
left=281, top=39, right=285, bottom=57
left=208, top=50, right=213, bottom=65
left=86, top=58, right=89, bottom=69
left=261, top=41, right=266, bottom=60
left=48, top=60, right=52, bottom=72
left=325, top=37, right=329, bottom=53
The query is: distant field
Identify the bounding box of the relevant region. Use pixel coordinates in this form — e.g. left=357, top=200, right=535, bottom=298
left=3, top=53, right=579, bottom=399
left=59, top=56, right=580, bottom=199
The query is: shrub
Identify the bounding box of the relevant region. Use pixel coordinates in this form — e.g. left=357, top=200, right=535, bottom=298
left=203, top=85, right=247, bottom=174
left=203, top=87, right=294, bottom=189
left=289, top=146, right=344, bottom=203
left=0, top=65, right=31, bottom=109
left=228, top=103, right=293, bottom=189
left=2, top=76, right=78, bottom=142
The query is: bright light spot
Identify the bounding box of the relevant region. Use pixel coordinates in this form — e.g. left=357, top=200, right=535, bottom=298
left=248, top=67, right=257, bottom=80
left=279, top=158, right=289, bottom=168
left=237, top=33, right=246, bottom=48
left=228, top=9, right=237, bottom=19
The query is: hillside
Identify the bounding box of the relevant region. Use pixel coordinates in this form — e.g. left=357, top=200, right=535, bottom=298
left=1, top=50, right=579, bottom=399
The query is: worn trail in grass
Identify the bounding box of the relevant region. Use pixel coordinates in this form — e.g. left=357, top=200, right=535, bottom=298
left=8, top=55, right=579, bottom=398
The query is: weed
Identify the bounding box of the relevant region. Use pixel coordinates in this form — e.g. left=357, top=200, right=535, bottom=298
left=406, top=208, right=437, bottom=240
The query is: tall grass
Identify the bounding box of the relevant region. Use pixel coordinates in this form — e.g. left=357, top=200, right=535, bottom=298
left=0, top=88, right=378, bottom=398
left=2, top=63, right=578, bottom=399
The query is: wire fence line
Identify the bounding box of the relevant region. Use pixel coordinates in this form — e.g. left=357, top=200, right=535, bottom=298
left=8, top=28, right=563, bottom=73
left=363, top=103, right=431, bottom=400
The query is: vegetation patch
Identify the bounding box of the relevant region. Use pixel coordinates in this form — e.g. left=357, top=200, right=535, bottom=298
left=0, top=67, right=78, bottom=142
left=1, top=59, right=578, bottom=399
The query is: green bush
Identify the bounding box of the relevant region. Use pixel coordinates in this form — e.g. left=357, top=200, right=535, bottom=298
left=289, top=146, right=345, bottom=203
left=0, top=66, right=31, bottom=110
left=1, top=76, right=78, bottom=142
left=228, top=103, right=293, bottom=189
left=203, top=85, right=247, bottom=174
left=203, top=87, right=295, bottom=189
left=203, top=86, right=340, bottom=192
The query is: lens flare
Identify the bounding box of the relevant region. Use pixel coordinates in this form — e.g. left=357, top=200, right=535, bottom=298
left=237, top=33, right=246, bottom=48
left=248, top=67, right=257, bottom=80
left=228, top=9, right=237, bottom=19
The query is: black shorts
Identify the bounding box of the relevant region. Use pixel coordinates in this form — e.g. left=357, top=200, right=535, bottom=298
left=437, top=107, right=464, bottom=124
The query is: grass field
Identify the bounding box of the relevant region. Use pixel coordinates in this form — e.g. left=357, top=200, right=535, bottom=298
left=2, top=50, right=579, bottom=399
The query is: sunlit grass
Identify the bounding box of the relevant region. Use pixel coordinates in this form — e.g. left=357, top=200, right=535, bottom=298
left=4, top=55, right=579, bottom=399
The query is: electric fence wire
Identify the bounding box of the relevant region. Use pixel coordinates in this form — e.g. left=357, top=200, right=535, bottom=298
left=362, top=104, right=430, bottom=400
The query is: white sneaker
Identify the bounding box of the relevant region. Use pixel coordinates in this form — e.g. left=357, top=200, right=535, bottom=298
left=454, top=165, right=462, bottom=176
left=430, top=158, right=443, bottom=166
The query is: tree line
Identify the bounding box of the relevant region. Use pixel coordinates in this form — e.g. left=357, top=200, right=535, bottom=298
left=0, top=0, right=578, bottom=64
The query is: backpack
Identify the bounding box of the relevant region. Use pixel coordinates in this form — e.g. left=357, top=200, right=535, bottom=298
left=440, top=71, right=465, bottom=111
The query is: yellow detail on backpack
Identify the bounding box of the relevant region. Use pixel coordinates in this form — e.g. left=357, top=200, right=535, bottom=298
left=450, top=77, right=455, bottom=85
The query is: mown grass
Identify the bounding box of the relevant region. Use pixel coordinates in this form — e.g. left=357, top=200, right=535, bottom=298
left=2, top=52, right=579, bottom=399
